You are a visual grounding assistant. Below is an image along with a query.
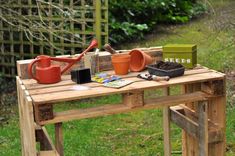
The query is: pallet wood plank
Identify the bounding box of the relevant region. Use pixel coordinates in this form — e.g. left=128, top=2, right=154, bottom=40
left=163, top=88, right=171, bottom=156
left=181, top=83, right=201, bottom=156
left=207, top=93, right=226, bottom=155
left=55, top=123, right=63, bottom=156
left=122, top=91, right=144, bottom=108
left=16, top=77, right=25, bottom=156
left=22, top=66, right=210, bottom=87
left=170, top=106, right=198, bottom=138
left=171, top=105, right=223, bottom=144
left=39, top=91, right=210, bottom=125
left=31, top=72, right=223, bottom=104
left=198, top=101, right=209, bottom=156
left=16, top=64, right=226, bottom=156
left=19, top=86, right=37, bottom=156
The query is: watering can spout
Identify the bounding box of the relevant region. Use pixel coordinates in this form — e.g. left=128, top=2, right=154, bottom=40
left=60, top=39, right=98, bottom=74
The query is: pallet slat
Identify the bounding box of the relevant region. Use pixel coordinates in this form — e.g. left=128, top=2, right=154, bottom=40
left=39, top=91, right=210, bottom=125
left=31, top=72, right=224, bottom=104
left=170, top=105, right=223, bottom=143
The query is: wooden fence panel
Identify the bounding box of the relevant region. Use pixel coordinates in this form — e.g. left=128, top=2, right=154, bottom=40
left=0, top=0, right=108, bottom=77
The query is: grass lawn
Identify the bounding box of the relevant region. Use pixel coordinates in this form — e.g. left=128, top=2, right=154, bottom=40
left=0, top=0, right=235, bottom=155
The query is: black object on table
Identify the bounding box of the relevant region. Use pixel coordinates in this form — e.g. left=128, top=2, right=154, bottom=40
left=147, top=61, right=185, bottom=78
left=71, top=68, right=91, bottom=84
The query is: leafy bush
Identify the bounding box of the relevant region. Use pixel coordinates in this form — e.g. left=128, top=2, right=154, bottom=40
left=109, top=0, right=207, bottom=44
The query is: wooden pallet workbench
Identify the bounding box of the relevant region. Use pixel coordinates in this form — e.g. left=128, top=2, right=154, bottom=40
left=16, top=51, right=226, bottom=156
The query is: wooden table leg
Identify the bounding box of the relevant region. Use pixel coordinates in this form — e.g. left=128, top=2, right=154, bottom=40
left=198, top=101, right=208, bottom=156
left=182, top=83, right=201, bottom=156
left=55, top=122, right=64, bottom=156
left=182, top=80, right=226, bottom=156
left=163, top=88, right=171, bottom=156
left=16, top=78, right=25, bottom=156
left=17, top=77, right=37, bottom=156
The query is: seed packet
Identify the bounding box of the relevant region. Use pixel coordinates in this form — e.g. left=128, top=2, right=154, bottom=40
left=103, top=80, right=133, bottom=88
left=92, top=73, right=120, bottom=83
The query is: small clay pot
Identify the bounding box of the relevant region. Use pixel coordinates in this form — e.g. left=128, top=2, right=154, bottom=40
left=111, top=54, right=130, bottom=75
left=129, top=49, right=153, bottom=72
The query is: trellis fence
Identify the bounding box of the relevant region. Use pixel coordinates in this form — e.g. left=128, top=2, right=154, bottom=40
left=0, top=0, right=108, bottom=77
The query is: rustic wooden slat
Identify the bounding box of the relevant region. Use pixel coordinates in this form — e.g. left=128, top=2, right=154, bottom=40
left=18, top=83, right=37, bottom=156
left=39, top=91, right=210, bottom=125
left=176, top=104, right=224, bottom=143
left=31, top=72, right=223, bottom=104
left=171, top=106, right=198, bottom=138
left=207, top=82, right=226, bottom=155
left=21, top=65, right=210, bottom=87
left=198, top=101, right=209, bottom=156
left=163, top=88, right=171, bottom=156
left=170, top=105, right=223, bottom=144
left=122, top=91, right=144, bottom=108
left=181, top=83, right=201, bottom=156
left=55, top=123, right=63, bottom=156
left=21, top=66, right=207, bottom=87
left=16, top=77, right=25, bottom=156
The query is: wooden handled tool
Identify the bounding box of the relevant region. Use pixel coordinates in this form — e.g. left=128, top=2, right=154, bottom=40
left=103, top=43, right=118, bottom=54
left=137, top=74, right=170, bottom=81
left=151, top=75, right=170, bottom=81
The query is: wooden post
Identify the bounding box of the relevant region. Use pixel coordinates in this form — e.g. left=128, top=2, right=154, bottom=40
left=55, top=122, right=64, bottom=156
left=104, top=0, right=109, bottom=44
left=16, top=77, right=25, bottom=156
left=181, top=83, right=201, bottom=156
left=182, top=79, right=226, bottom=156
left=122, top=91, right=144, bottom=108
left=17, top=77, right=37, bottom=156
left=207, top=79, right=226, bottom=156
left=94, top=0, right=102, bottom=48
left=198, top=101, right=208, bottom=156
left=163, top=87, right=171, bottom=156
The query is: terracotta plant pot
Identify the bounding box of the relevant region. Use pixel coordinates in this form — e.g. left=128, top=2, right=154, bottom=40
left=129, top=49, right=153, bottom=72
left=111, top=54, right=130, bottom=75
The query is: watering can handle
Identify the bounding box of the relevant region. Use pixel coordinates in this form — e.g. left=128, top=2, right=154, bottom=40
left=28, top=58, right=40, bottom=82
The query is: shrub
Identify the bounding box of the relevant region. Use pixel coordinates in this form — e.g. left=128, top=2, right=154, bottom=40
left=109, top=0, right=207, bottom=44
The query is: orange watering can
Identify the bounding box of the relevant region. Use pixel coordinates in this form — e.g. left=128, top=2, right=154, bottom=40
left=28, top=39, right=98, bottom=84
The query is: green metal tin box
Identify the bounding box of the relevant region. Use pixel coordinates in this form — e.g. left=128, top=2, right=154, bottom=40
left=163, top=44, right=197, bottom=68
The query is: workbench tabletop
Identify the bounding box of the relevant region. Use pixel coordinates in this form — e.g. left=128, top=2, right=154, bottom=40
left=20, top=67, right=225, bottom=104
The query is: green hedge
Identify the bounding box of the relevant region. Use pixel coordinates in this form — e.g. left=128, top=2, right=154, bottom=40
left=109, top=0, right=207, bottom=43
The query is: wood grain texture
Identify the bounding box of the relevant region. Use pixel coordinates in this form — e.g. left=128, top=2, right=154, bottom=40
left=16, top=64, right=226, bottom=155
left=163, top=88, right=171, bottom=156
left=39, top=91, right=210, bottom=125
left=198, top=101, right=208, bottom=156
left=30, top=71, right=223, bottom=104
left=55, top=123, right=63, bottom=156
left=18, top=83, right=37, bottom=156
